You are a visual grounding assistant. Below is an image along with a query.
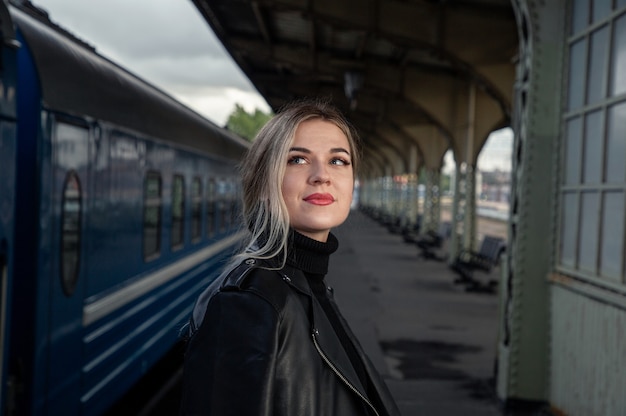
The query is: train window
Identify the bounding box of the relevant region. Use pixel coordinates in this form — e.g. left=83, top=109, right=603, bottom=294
left=206, top=179, right=216, bottom=238
left=226, top=180, right=233, bottom=229
left=60, top=171, right=82, bottom=296
left=226, top=180, right=235, bottom=228
left=218, top=179, right=228, bottom=233
left=231, top=181, right=241, bottom=226
left=191, top=177, right=202, bottom=242
left=143, top=172, right=162, bottom=261
left=171, top=174, right=185, bottom=249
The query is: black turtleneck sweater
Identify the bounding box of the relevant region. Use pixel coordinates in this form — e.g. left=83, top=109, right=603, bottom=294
left=286, top=231, right=374, bottom=413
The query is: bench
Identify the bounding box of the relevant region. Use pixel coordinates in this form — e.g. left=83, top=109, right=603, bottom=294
left=401, top=215, right=422, bottom=244
left=387, top=217, right=404, bottom=234
left=450, top=235, right=505, bottom=293
left=415, top=222, right=451, bottom=261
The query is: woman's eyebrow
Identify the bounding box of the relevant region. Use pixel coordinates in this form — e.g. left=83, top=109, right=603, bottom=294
left=288, top=146, right=310, bottom=153
left=331, top=147, right=351, bottom=156
left=288, top=146, right=351, bottom=156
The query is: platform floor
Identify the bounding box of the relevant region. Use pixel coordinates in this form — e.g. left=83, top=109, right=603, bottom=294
left=328, top=209, right=503, bottom=415
left=149, top=208, right=510, bottom=416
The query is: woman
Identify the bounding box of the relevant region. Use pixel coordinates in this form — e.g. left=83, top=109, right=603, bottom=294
left=180, top=99, right=400, bottom=416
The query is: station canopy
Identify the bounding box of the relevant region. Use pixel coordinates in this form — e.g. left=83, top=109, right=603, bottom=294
left=192, top=0, right=518, bottom=177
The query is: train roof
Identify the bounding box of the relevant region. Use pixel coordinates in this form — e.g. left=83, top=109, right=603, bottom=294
left=10, top=3, right=250, bottom=159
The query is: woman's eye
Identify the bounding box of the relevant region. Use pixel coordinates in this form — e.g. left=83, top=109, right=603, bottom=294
left=288, top=156, right=307, bottom=165
left=331, top=158, right=351, bottom=166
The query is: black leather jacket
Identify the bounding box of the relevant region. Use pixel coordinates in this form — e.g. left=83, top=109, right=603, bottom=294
left=180, top=259, right=401, bottom=416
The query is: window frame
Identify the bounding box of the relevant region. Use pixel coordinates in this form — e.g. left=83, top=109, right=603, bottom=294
left=191, top=176, right=203, bottom=243
left=206, top=178, right=216, bottom=238
left=556, top=1, right=626, bottom=288
left=143, top=171, right=162, bottom=261
left=60, top=170, right=82, bottom=296
left=171, top=174, right=186, bottom=250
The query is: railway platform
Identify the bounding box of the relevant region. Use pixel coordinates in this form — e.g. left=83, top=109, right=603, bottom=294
left=329, top=208, right=504, bottom=415
left=144, top=207, right=514, bottom=416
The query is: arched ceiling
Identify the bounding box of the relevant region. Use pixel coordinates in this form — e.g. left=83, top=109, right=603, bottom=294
left=192, top=0, right=518, bottom=178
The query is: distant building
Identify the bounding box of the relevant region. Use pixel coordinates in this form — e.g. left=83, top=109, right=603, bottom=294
left=480, top=169, right=511, bottom=203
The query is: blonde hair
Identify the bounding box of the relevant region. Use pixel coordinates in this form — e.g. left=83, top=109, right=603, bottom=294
left=226, top=98, right=360, bottom=273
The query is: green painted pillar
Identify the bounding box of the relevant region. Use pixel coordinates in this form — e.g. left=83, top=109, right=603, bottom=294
left=463, top=164, right=477, bottom=251
left=448, top=164, right=464, bottom=264
left=423, top=168, right=441, bottom=234
left=408, top=173, right=419, bottom=228
left=496, top=0, right=564, bottom=405
left=463, top=82, right=478, bottom=251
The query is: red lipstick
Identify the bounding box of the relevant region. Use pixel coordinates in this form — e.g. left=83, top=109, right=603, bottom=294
left=303, top=193, right=335, bottom=206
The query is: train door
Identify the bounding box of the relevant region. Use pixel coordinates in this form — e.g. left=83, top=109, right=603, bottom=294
left=0, top=3, right=19, bottom=414
left=0, top=98, right=17, bottom=416
left=43, top=118, right=90, bottom=414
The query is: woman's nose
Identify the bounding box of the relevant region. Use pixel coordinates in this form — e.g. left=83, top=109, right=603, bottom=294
left=309, top=162, right=330, bottom=184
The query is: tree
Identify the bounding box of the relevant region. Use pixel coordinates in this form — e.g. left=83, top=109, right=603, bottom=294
left=225, top=104, right=273, bottom=141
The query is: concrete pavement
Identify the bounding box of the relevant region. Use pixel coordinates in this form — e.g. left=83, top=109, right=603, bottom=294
left=328, top=209, right=503, bottom=415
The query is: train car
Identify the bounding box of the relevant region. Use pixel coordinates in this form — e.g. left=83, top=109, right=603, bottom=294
left=1, top=2, right=250, bottom=415
left=0, top=2, right=19, bottom=414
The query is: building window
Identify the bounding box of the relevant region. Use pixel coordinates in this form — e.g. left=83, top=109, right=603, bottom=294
left=171, top=174, right=185, bottom=249
left=143, top=171, right=162, bottom=260
left=206, top=178, right=216, bottom=238
left=60, top=170, right=82, bottom=296
left=558, top=1, right=626, bottom=284
left=191, top=177, right=202, bottom=242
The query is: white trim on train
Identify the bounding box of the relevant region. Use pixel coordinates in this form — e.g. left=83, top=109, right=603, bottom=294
left=82, top=231, right=246, bottom=326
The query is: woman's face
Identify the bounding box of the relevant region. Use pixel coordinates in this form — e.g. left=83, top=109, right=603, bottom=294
left=282, top=118, right=354, bottom=242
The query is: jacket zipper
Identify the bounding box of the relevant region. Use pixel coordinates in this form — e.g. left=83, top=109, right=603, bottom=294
left=311, top=330, right=380, bottom=416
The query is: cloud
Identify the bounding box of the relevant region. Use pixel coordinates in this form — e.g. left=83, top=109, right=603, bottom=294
left=38, top=0, right=225, bottom=56
left=477, top=128, right=513, bottom=171
left=442, top=127, right=513, bottom=173
left=175, top=87, right=272, bottom=126
left=130, top=54, right=255, bottom=91
left=33, top=0, right=268, bottom=123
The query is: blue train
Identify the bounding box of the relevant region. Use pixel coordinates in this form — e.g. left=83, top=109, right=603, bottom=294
left=0, top=2, right=250, bottom=415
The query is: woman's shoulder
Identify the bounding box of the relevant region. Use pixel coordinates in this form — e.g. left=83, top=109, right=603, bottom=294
left=190, top=258, right=289, bottom=332
left=220, top=258, right=276, bottom=290
left=222, top=259, right=297, bottom=309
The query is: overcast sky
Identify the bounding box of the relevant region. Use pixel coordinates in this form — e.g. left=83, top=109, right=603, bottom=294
left=32, top=0, right=512, bottom=171
left=33, top=0, right=271, bottom=126
left=442, top=127, right=513, bottom=174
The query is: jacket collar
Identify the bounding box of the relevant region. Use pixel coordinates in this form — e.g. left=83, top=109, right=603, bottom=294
left=279, top=262, right=313, bottom=295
